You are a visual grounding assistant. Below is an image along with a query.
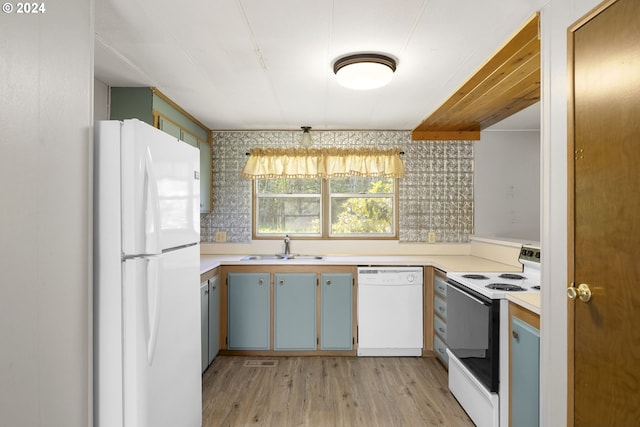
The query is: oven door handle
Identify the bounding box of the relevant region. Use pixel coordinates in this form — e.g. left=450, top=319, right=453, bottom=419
left=447, top=283, right=489, bottom=306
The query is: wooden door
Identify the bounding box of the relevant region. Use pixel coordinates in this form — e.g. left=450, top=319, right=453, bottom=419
left=568, top=0, right=640, bottom=424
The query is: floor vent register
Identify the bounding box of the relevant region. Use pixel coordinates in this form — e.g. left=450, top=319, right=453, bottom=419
left=243, top=360, right=279, bottom=368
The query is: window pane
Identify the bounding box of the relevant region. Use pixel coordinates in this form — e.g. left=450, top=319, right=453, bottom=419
left=257, top=197, right=321, bottom=235
left=329, top=177, right=394, bottom=194
left=257, top=178, right=321, bottom=194
left=253, top=176, right=396, bottom=239
left=330, top=196, right=393, bottom=235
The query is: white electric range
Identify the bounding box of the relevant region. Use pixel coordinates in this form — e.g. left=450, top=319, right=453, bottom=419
left=445, top=244, right=540, bottom=427
left=447, top=245, right=540, bottom=299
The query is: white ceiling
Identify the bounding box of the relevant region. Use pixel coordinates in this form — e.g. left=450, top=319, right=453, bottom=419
left=95, top=0, right=546, bottom=131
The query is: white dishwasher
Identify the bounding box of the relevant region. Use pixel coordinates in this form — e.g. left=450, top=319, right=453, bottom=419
left=357, top=266, right=423, bottom=356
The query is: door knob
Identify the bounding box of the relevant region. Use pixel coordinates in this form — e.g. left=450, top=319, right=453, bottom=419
left=567, top=283, right=592, bottom=302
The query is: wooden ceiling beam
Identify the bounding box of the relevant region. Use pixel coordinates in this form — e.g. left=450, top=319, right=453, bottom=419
left=411, top=130, right=481, bottom=141
left=412, top=13, right=540, bottom=141
left=423, top=39, right=540, bottom=128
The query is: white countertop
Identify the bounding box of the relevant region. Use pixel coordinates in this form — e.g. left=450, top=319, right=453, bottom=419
left=506, top=292, right=541, bottom=315
left=201, top=253, right=541, bottom=313
left=200, top=254, right=522, bottom=275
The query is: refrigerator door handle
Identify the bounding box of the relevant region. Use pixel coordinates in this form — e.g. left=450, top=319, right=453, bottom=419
left=143, top=147, right=161, bottom=254
left=145, top=257, right=161, bottom=364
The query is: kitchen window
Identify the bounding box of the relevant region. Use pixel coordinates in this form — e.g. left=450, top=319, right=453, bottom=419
left=253, top=176, right=398, bottom=239
left=244, top=147, right=403, bottom=239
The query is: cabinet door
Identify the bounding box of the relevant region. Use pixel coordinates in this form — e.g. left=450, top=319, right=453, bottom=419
left=200, top=281, right=209, bottom=373
left=511, top=317, right=540, bottom=427
left=320, top=273, right=353, bottom=350
left=180, top=130, right=199, bottom=148
left=228, top=273, right=270, bottom=350
left=208, top=275, right=220, bottom=364
left=158, top=116, right=181, bottom=139
left=199, top=141, right=211, bottom=213
left=274, top=273, right=316, bottom=351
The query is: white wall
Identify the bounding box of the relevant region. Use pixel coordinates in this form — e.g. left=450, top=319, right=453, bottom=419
left=475, top=129, right=541, bottom=241
left=0, top=1, right=94, bottom=426
left=94, top=79, right=110, bottom=121
left=540, top=0, right=601, bottom=425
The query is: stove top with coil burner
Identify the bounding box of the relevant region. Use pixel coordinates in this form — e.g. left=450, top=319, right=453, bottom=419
left=486, top=283, right=526, bottom=291
left=447, top=245, right=541, bottom=299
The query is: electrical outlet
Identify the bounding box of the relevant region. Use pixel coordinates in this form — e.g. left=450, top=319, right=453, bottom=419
left=428, top=232, right=436, bottom=243
left=215, top=231, right=227, bottom=243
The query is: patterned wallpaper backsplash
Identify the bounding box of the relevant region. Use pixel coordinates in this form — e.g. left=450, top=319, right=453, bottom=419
left=200, top=130, right=474, bottom=243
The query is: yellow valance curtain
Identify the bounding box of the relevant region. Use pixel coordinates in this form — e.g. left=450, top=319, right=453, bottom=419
left=241, top=147, right=405, bottom=179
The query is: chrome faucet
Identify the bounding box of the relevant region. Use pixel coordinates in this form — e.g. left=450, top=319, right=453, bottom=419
left=284, top=234, right=291, bottom=255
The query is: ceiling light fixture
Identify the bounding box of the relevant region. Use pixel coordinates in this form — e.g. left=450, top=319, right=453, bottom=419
left=333, top=53, right=397, bottom=90
left=300, top=126, right=312, bottom=147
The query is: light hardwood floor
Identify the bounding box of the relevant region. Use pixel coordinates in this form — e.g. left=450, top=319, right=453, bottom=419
left=202, top=356, right=473, bottom=426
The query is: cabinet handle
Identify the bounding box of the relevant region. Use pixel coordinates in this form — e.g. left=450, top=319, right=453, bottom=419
left=438, top=307, right=445, bottom=313
left=438, top=327, right=445, bottom=333
left=258, top=278, right=264, bottom=285
left=438, top=285, right=445, bottom=292
left=204, top=289, right=209, bottom=295
left=326, top=280, right=332, bottom=285
left=512, top=330, right=519, bottom=340
left=438, top=348, right=445, bottom=355
left=279, top=279, right=285, bottom=286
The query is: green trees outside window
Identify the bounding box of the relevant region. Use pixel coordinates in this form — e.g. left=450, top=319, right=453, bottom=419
left=255, top=176, right=396, bottom=238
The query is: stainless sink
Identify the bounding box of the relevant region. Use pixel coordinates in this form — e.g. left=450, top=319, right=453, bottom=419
left=288, top=255, right=325, bottom=260
left=239, top=255, right=281, bottom=261
left=240, top=254, right=324, bottom=261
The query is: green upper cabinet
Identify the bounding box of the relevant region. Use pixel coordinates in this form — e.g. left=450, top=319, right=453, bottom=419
left=110, top=87, right=154, bottom=125
left=110, top=87, right=212, bottom=213
left=158, top=116, right=182, bottom=139
left=198, top=141, right=211, bottom=213
left=178, top=130, right=199, bottom=148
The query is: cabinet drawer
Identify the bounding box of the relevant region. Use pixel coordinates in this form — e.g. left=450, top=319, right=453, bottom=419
left=434, top=295, right=447, bottom=320
left=434, top=314, right=447, bottom=340
left=434, top=334, right=449, bottom=367
left=434, top=275, right=448, bottom=298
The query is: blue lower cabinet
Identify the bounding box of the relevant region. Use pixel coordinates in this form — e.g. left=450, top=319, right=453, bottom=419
left=511, top=316, right=540, bottom=427
left=200, top=281, right=209, bottom=373
left=274, top=273, right=317, bottom=351
left=228, top=272, right=270, bottom=350
left=320, top=273, right=353, bottom=350
left=208, top=274, right=220, bottom=364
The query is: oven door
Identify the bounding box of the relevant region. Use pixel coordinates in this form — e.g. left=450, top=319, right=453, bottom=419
left=446, top=280, right=500, bottom=392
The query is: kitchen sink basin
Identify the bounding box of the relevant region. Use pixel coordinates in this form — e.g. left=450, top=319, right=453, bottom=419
left=240, top=254, right=324, bottom=261
left=287, top=255, right=325, bottom=260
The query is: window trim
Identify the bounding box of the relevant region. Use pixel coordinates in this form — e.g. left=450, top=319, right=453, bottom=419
left=252, top=178, right=399, bottom=240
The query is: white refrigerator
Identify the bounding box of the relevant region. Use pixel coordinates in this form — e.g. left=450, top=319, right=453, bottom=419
left=94, top=119, right=202, bottom=427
